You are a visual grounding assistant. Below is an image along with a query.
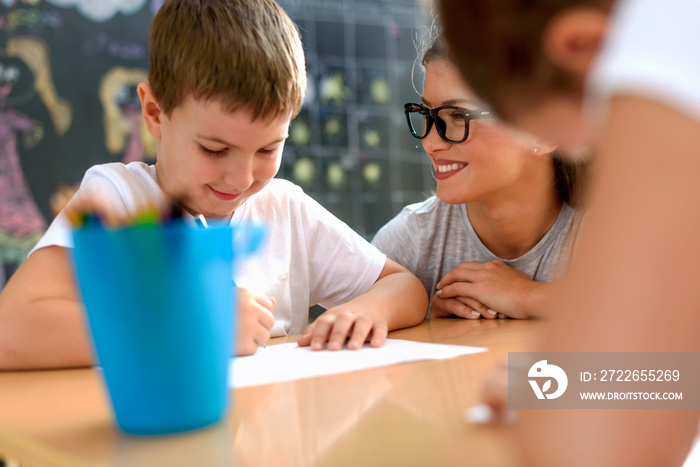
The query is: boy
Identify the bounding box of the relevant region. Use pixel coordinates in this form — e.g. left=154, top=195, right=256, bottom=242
left=439, top=0, right=700, bottom=465
left=0, top=0, right=428, bottom=370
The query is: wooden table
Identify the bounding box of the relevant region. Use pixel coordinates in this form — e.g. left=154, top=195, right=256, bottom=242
left=0, top=318, right=546, bottom=467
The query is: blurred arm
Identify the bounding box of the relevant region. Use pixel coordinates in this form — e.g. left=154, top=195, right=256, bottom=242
left=0, top=246, right=94, bottom=370
left=518, top=95, right=700, bottom=467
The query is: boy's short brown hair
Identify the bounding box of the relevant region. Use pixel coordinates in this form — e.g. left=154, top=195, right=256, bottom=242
left=149, top=0, right=306, bottom=121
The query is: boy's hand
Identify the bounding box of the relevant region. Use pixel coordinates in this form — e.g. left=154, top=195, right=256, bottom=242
left=297, top=306, right=388, bottom=351
left=63, top=178, right=166, bottom=227
left=434, top=260, right=538, bottom=319
left=236, top=288, right=275, bottom=356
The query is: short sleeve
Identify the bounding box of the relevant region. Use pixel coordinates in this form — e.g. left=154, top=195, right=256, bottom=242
left=300, top=192, right=387, bottom=308
left=28, top=162, right=161, bottom=256
left=28, top=172, right=124, bottom=255
left=371, top=208, right=421, bottom=273
left=28, top=211, right=73, bottom=255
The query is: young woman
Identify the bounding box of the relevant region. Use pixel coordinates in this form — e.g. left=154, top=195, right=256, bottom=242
left=372, top=35, right=586, bottom=320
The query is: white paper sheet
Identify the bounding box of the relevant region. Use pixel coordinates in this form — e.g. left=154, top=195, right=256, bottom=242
left=229, top=338, right=485, bottom=388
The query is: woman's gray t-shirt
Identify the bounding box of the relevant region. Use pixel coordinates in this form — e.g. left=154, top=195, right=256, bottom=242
left=371, top=197, right=583, bottom=316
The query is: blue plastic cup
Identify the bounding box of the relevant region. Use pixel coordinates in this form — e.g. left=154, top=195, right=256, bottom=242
left=71, top=219, right=263, bottom=435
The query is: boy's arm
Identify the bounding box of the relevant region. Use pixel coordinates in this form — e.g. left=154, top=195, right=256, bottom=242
left=0, top=246, right=94, bottom=370
left=0, top=176, right=162, bottom=371
left=0, top=252, right=277, bottom=367
left=297, top=259, right=428, bottom=351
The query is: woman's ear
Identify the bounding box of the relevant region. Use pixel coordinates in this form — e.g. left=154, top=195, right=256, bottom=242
left=137, top=82, right=163, bottom=139
left=542, top=8, right=608, bottom=77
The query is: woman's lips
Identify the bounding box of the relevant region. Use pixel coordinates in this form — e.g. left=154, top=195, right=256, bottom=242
left=209, top=186, right=242, bottom=201
left=434, top=160, right=467, bottom=180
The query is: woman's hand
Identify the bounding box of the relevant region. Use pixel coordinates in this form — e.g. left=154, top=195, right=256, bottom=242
left=431, top=293, right=498, bottom=319
left=434, top=260, right=546, bottom=319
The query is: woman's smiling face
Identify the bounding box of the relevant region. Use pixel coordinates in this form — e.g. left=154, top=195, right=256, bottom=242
left=421, top=60, right=541, bottom=205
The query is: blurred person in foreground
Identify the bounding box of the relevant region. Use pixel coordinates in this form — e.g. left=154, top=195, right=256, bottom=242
left=438, top=0, right=700, bottom=466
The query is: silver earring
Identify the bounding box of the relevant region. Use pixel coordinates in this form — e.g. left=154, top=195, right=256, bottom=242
left=533, top=147, right=540, bottom=154
left=416, top=143, right=421, bottom=149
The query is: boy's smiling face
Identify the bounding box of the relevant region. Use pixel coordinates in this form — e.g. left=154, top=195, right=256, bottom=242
left=140, top=84, right=290, bottom=218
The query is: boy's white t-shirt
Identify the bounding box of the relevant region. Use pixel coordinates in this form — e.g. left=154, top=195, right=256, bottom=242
left=32, top=162, right=387, bottom=337
left=587, top=0, right=700, bottom=123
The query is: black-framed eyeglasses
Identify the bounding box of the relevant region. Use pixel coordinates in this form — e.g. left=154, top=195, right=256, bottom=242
left=404, top=102, right=495, bottom=144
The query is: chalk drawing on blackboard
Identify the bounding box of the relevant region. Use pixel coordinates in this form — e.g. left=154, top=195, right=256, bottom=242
left=319, top=111, right=347, bottom=147
left=49, top=182, right=78, bottom=217
left=369, top=78, right=390, bottom=104
left=362, top=161, right=382, bottom=185
left=326, top=161, right=347, bottom=191
left=6, top=36, right=71, bottom=135
left=99, top=67, right=156, bottom=163
left=358, top=113, right=388, bottom=150
left=45, top=0, right=148, bottom=23
left=318, top=71, right=348, bottom=105
left=292, top=157, right=315, bottom=188
left=289, top=117, right=310, bottom=146
left=357, top=67, right=391, bottom=106
left=363, top=129, right=381, bottom=148
left=1, top=36, right=72, bottom=275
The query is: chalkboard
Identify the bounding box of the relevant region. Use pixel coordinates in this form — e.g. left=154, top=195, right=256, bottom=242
left=0, top=0, right=433, bottom=288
